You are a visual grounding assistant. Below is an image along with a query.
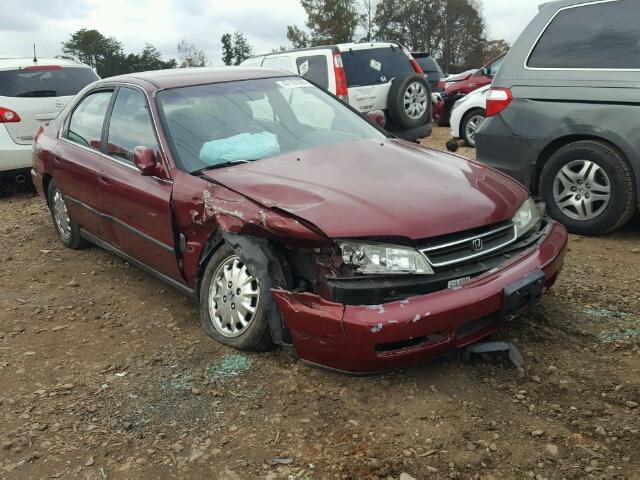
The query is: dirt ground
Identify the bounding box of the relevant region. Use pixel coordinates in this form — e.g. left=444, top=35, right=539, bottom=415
left=1, top=127, right=639, bottom=480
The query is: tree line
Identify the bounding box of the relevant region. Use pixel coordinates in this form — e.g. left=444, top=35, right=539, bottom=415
left=287, top=0, right=510, bottom=73
left=61, top=29, right=253, bottom=78
left=60, top=0, right=508, bottom=79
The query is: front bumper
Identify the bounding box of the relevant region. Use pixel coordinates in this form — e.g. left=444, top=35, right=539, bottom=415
left=272, top=220, right=568, bottom=374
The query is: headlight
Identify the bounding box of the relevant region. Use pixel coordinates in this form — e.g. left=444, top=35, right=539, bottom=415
left=512, top=197, right=541, bottom=237
left=338, top=241, right=434, bottom=275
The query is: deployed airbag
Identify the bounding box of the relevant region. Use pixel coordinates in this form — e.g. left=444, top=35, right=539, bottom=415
left=199, top=132, right=280, bottom=165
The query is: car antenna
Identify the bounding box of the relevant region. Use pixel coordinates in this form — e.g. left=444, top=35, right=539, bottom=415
left=33, top=44, right=37, bottom=63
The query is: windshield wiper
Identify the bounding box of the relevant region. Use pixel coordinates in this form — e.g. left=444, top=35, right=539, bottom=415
left=191, top=160, right=252, bottom=175
left=16, top=90, right=57, bottom=98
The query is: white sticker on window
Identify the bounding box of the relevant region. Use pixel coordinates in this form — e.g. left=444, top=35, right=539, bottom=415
left=276, top=79, right=311, bottom=89
left=298, top=60, right=309, bottom=76
left=370, top=59, right=382, bottom=71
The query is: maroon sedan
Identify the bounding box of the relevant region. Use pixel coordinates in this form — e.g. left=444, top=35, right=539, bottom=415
left=31, top=67, right=567, bottom=373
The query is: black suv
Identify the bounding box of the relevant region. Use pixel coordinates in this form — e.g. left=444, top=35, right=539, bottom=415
left=476, top=0, right=639, bottom=235
left=412, top=52, right=445, bottom=93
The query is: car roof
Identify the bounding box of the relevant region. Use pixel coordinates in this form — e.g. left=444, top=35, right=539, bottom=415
left=102, top=66, right=296, bottom=90
left=538, top=0, right=613, bottom=10
left=0, top=57, right=90, bottom=71
left=245, top=41, right=402, bottom=61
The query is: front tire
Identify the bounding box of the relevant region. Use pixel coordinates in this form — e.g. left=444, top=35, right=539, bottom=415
left=540, top=140, right=636, bottom=235
left=199, top=244, right=272, bottom=351
left=47, top=180, right=83, bottom=249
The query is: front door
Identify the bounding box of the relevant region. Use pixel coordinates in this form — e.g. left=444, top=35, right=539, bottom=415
left=96, top=86, right=183, bottom=282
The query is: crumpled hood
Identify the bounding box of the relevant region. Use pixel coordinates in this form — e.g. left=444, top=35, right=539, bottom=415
left=204, top=138, right=529, bottom=241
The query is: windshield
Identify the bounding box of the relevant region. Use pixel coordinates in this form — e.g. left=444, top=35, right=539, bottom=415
left=0, top=66, right=99, bottom=98
left=156, top=77, right=385, bottom=173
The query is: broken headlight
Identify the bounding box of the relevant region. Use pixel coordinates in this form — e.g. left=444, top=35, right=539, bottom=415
left=338, top=240, right=434, bottom=275
left=512, top=197, right=541, bottom=238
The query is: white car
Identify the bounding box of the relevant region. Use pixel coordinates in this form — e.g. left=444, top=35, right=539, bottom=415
left=241, top=42, right=432, bottom=141
left=448, top=84, right=490, bottom=148
left=0, top=57, right=99, bottom=182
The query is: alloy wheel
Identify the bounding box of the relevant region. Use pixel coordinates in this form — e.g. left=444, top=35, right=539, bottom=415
left=403, top=82, right=428, bottom=119
left=552, top=159, right=611, bottom=221
left=52, top=190, right=72, bottom=241
left=464, top=113, right=485, bottom=146
left=207, top=255, right=260, bottom=337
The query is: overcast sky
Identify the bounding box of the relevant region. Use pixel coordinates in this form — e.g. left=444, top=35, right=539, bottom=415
left=1, top=0, right=542, bottom=65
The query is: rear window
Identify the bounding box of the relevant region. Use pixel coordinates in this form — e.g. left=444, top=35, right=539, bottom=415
left=528, top=0, right=640, bottom=69
left=341, top=46, right=414, bottom=87
left=0, top=66, right=99, bottom=98
left=416, top=57, right=443, bottom=75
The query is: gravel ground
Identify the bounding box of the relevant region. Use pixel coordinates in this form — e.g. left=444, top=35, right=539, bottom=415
left=1, top=127, right=639, bottom=480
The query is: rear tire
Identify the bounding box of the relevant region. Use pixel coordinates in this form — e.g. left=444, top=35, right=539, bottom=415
left=387, top=74, right=431, bottom=129
left=47, top=180, right=83, bottom=249
left=540, top=140, right=636, bottom=235
left=199, top=243, right=273, bottom=351
left=460, top=108, right=485, bottom=148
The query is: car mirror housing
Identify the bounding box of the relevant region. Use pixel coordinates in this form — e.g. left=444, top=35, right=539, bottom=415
left=133, top=146, right=158, bottom=176
left=482, top=67, right=491, bottom=76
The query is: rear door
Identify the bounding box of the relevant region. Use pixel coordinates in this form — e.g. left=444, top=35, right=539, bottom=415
left=291, top=50, right=334, bottom=93
left=97, top=86, right=182, bottom=281
left=341, top=45, right=415, bottom=113
left=0, top=66, right=99, bottom=145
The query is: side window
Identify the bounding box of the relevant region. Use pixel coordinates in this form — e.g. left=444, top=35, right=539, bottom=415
left=287, top=86, right=336, bottom=130
left=262, top=56, right=293, bottom=73
left=528, top=0, right=640, bottom=69
left=67, top=91, right=112, bottom=149
left=107, top=87, right=159, bottom=162
left=295, top=55, right=329, bottom=89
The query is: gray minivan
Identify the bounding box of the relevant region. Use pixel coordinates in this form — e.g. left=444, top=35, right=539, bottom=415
left=476, top=0, right=639, bottom=235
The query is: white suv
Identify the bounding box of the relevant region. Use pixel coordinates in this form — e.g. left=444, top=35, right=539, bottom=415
left=242, top=42, right=432, bottom=141
left=0, top=57, right=99, bottom=182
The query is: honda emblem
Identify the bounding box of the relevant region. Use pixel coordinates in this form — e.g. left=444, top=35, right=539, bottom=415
left=471, top=238, right=483, bottom=252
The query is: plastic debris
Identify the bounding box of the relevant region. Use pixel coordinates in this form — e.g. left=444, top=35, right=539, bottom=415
left=461, top=340, right=525, bottom=369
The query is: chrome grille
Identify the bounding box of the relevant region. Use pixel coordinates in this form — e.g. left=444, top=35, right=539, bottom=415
left=420, top=222, right=517, bottom=267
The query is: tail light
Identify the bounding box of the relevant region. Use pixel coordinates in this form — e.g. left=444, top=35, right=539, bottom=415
left=366, top=110, right=386, bottom=128
left=333, top=52, right=348, bottom=101
left=0, top=107, right=21, bottom=123
left=400, top=46, right=424, bottom=75
left=486, top=88, right=512, bottom=117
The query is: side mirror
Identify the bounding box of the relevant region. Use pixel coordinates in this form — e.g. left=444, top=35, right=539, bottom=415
left=481, top=67, right=491, bottom=76
left=133, top=146, right=158, bottom=176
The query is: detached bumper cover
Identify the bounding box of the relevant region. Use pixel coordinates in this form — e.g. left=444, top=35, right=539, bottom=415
left=272, top=220, right=567, bottom=373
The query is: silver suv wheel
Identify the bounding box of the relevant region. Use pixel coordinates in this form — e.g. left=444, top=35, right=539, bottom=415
left=403, top=82, right=428, bottom=120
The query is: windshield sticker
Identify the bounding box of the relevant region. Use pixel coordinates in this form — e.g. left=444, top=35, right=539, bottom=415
left=370, top=59, right=382, bottom=71
left=276, top=79, right=311, bottom=89
left=298, top=60, right=309, bottom=76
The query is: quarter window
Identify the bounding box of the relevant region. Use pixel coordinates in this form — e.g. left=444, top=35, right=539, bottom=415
left=107, top=87, right=159, bottom=162
left=528, top=0, right=640, bottom=69
left=67, top=90, right=112, bottom=150
left=295, top=55, right=329, bottom=90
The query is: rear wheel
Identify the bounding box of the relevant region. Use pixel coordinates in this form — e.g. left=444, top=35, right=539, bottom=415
left=540, top=140, right=636, bottom=235
left=461, top=108, right=485, bottom=147
left=47, top=180, right=83, bottom=249
left=199, top=244, right=272, bottom=351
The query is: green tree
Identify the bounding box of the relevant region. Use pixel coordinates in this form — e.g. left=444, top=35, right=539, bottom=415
left=125, top=44, right=177, bottom=72
left=286, top=25, right=311, bottom=48
left=288, top=0, right=358, bottom=47
left=61, top=29, right=125, bottom=77
left=221, top=33, right=234, bottom=65
left=177, top=40, right=207, bottom=67
left=232, top=32, right=253, bottom=65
